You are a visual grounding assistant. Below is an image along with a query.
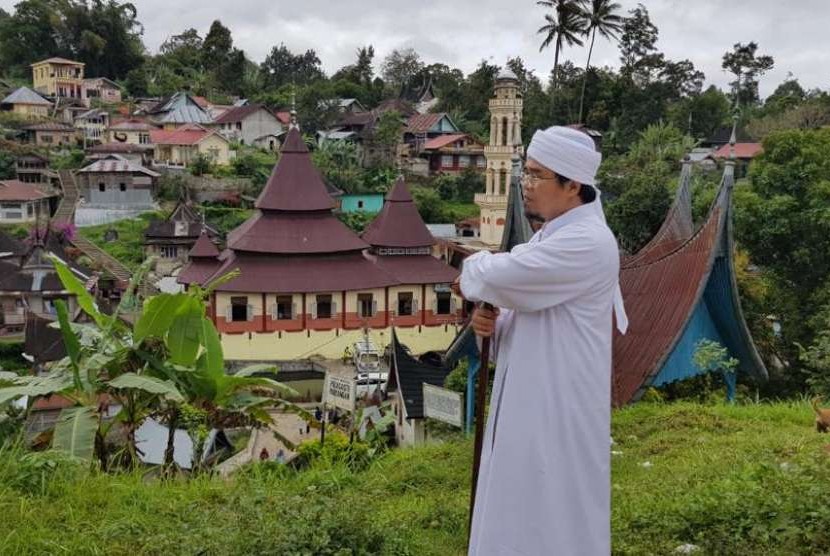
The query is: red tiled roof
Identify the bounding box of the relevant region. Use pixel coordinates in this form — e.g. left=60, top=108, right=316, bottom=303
left=423, top=133, right=474, bottom=151
left=255, top=128, right=336, bottom=212
left=275, top=111, right=291, bottom=125
left=150, top=124, right=218, bottom=145
left=362, top=177, right=436, bottom=249
left=0, top=180, right=52, bottom=201
left=711, top=143, right=763, bottom=159
left=192, top=96, right=210, bottom=108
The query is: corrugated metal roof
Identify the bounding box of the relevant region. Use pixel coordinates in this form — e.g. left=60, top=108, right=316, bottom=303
left=78, top=158, right=160, bottom=177
left=1, top=87, right=51, bottom=106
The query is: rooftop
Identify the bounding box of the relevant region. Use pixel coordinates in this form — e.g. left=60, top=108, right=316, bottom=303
left=0, top=180, right=53, bottom=201
left=1, top=87, right=51, bottom=106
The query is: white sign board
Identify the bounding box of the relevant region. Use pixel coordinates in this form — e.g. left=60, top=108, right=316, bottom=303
left=423, top=383, right=463, bottom=428
left=324, top=374, right=356, bottom=413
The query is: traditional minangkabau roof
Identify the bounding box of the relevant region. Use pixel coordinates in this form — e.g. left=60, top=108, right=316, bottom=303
left=1, top=87, right=51, bottom=106
left=622, top=160, right=694, bottom=266
left=388, top=329, right=450, bottom=419
left=441, top=132, right=766, bottom=406
left=24, top=311, right=66, bottom=364
left=144, top=200, right=217, bottom=243
left=361, top=177, right=436, bottom=249
left=612, top=152, right=767, bottom=406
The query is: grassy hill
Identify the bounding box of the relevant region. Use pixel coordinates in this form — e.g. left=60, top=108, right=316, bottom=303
left=3, top=400, right=830, bottom=555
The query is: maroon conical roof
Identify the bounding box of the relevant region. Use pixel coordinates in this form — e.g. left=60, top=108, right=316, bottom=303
left=189, top=231, right=219, bottom=259
left=255, top=128, right=336, bottom=212
left=362, top=177, right=435, bottom=249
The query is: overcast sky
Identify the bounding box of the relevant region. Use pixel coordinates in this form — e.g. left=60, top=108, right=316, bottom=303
left=2, top=0, right=826, bottom=98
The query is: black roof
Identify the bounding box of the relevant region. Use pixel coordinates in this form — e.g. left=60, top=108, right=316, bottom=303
left=24, top=312, right=65, bottom=364
left=388, top=329, right=448, bottom=419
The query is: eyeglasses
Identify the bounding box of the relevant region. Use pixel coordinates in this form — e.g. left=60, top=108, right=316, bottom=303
left=520, top=172, right=557, bottom=187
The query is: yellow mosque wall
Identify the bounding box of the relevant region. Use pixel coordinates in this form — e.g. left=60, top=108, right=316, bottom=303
left=220, top=323, right=461, bottom=361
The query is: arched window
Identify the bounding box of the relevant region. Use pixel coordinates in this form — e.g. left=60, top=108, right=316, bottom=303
left=501, top=117, right=508, bottom=146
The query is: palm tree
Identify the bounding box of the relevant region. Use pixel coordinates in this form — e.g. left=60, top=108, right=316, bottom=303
left=578, top=0, right=624, bottom=123
left=537, top=0, right=586, bottom=110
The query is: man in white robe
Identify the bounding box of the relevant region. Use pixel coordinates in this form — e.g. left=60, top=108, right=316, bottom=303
left=460, top=126, right=626, bottom=556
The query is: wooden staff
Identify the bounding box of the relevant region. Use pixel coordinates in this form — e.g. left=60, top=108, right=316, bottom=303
left=468, top=301, right=494, bottom=541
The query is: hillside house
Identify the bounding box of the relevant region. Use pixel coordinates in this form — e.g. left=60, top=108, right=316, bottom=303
left=0, top=87, right=51, bottom=119
left=151, top=124, right=232, bottom=168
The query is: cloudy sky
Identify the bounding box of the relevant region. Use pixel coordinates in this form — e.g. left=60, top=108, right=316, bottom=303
left=2, top=0, right=825, bottom=97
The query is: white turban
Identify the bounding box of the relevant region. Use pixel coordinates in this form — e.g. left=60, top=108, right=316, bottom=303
left=527, top=125, right=628, bottom=334
left=527, top=125, right=601, bottom=185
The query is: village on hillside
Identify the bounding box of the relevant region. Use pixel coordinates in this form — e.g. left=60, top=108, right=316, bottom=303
left=6, top=1, right=830, bottom=552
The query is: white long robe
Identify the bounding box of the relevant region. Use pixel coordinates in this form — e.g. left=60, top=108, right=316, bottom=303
left=461, top=202, right=620, bottom=556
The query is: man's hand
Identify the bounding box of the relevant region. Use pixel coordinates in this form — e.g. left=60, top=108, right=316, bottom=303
left=451, top=276, right=463, bottom=297
left=471, top=306, right=499, bottom=338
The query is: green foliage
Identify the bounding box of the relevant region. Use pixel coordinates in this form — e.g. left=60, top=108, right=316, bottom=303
left=600, top=122, right=699, bottom=251
left=434, top=169, right=484, bottom=204
left=189, top=153, right=213, bottom=177
left=338, top=210, right=375, bottom=233
left=0, top=0, right=144, bottom=79
left=410, top=186, right=478, bottom=224
left=200, top=205, right=252, bottom=236
left=693, top=339, right=739, bottom=376
left=295, top=432, right=373, bottom=472
left=3, top=403, right=830, bottom=554
left=0, top=149, right=14, bottom=179
left=77, top=212, right=163, bottom=271
left=50, top=149, right=85, bottom=170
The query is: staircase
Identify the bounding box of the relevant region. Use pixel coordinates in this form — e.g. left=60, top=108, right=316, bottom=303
left=55, top=171, right=156, bottom=299
left=54, top=170, right=78, bottom=224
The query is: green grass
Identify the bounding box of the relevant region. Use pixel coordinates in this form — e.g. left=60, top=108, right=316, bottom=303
left=3, top=401, right=830, bottom=555
left=76, top=212, right=162, bottom=270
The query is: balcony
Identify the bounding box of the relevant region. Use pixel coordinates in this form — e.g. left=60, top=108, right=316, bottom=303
left=474, top=193, right=508, bottom=206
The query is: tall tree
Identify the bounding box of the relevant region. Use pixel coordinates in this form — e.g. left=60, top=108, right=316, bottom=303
left=261, top=44, right=325, bottom=90
left=202, top=20, right=233, bottom=70
left=577, top=0, right=624, bottom=123
left=722, top=42, right=774, bottom=107
left=380, top=48, right=424, bottom=92
left=618, top=3, right=662, bottom=84
left=537, top=0, right=585, bottom=112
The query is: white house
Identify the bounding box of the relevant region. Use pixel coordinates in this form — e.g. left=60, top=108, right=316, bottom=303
left=211, top=103, right=284, bottom=151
